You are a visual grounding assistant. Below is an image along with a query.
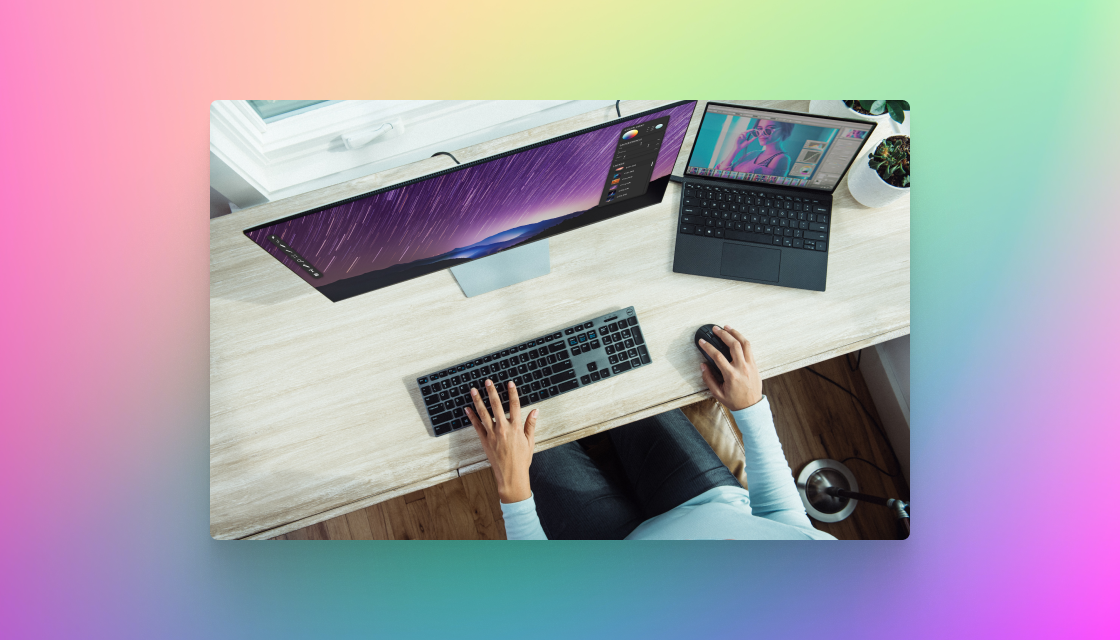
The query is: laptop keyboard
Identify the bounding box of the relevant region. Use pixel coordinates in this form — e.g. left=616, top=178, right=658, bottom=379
left=678, top=183, right=831, bottom=252
left=416, top=307, right=651, bottom=436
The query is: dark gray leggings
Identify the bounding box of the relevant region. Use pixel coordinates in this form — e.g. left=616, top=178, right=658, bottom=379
left=528, top=408, right=740, bottom=540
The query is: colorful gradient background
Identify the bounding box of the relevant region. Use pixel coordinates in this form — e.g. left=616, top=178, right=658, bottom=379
left=1, top=1, right=1117, bottom=638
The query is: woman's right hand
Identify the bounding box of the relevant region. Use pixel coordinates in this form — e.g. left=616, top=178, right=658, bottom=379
left=736, top=130, right=757, bottom=147
left=698, top=325, right=764, bottom=411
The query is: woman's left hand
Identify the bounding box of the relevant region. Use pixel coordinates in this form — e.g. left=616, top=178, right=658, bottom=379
left=464, top=379, right=538, bottom=503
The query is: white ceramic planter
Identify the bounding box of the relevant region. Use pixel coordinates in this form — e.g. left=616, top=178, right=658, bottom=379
left=808, top=100, right=892, bottom=125
left=847, top=155, right=909, bottom=208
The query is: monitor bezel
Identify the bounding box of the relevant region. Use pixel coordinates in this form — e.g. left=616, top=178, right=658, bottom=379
left=684, top=101, right=878, bottom=195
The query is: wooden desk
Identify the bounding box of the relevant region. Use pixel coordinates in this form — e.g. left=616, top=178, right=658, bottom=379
left=210, top=100, right=910, bottom=539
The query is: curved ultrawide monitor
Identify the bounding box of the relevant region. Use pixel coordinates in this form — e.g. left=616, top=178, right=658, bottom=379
left=245, top=101, right=698, bottom=302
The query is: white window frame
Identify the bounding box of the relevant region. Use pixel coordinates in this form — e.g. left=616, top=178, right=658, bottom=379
left=210, top=100, right=616, bottom=208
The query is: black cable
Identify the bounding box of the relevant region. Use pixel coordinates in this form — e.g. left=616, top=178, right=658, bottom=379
left=431, top=151, right=460, bottom=164
left=803, top=366, right=904, bottom=478
left=841, top=456, right=900, bottom=478
left=616, top=100, right=621, bottom=118
left=847, top=349, right=862, bottom=372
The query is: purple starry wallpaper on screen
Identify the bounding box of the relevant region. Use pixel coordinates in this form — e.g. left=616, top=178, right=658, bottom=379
left=245, top=101, right=696, bottom=301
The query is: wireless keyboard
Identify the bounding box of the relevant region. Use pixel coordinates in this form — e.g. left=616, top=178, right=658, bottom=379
left=416, top=307, right=651, bottom=436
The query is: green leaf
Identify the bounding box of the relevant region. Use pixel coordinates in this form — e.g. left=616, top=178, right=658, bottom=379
left=903, top=175, right=910, bottom=187
left=895, top=100, right=910, bottom=111
left=887, top=102, right=905, bottom=124
left=859, top=100, right=876, bottom=112
left=870, top=100, right=887, bottom=115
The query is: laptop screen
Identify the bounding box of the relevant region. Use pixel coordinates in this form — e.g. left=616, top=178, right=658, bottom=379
left=685, top=102, right=875, bottom=192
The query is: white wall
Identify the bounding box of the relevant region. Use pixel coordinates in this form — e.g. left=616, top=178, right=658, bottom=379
left=861, top=334, right=911, bottom=483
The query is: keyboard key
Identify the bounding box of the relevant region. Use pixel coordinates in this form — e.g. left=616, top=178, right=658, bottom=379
left=558, top=380, right=579, bottom=392
left=580, top=375, right=591, bottom=385
left=627, top=317, right=637, bottom=326
left=550, top=370, right=576, bottom=384
left=631, top=358, right=641, bottom=368
left=809, top=222, right=828, bottom=232
left=609, top=355, right=618, bottom=364
left=548, top=386, right=558, bottom=396
left=587, top=362, right=598, bottom=372
left=612, top=361, right=632, bottom=374
left=804, top=231, right=826, bottom=241
left=590, top=371, right=601, bottom=381
left=431, top=411, right=453, bottom=424
left=590, top=340, right=601, bottom=349
left=638, top=345, right=650, bottom=364
left=816, top=242, right=827, bottom=251
left=555, top=359, right=573, bottom=371
left=424, top=393, right=440, bottom=406
left=632, top=327, right=644, bottom=345
left=600, top=370, right=610, bottom=379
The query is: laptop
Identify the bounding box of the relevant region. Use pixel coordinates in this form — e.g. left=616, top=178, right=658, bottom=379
left=673, top=102, right=877, bottom=291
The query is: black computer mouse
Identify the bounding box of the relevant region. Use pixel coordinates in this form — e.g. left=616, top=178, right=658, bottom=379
left=695, top=324, right=733, bottom=381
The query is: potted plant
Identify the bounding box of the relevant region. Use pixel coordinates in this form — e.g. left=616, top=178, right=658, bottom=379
left=847, top=134, right=910, bottom=207
left=809, top=100, right=909, bottom=127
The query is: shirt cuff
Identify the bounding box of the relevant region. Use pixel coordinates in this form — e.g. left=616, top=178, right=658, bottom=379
left=729, top=395, right=772, bottom=429
left=499, top=493, right=539, bottom=517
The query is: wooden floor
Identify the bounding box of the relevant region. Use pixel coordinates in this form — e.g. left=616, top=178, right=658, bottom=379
left=273, top=353, right=908, bottom=540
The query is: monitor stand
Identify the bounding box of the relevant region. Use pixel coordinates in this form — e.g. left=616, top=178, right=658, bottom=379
left=450, top=239, right=551, bottom=298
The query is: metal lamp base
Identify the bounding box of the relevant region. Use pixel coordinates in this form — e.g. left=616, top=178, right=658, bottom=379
left=797, top=459, right=859, bottom=523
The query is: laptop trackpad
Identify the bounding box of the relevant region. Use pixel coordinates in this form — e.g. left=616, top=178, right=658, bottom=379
left=720, top=243, right=781, bottom=282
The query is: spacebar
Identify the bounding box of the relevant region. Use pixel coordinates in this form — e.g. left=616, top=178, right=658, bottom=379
left=726, top=230, right=772, bottom=244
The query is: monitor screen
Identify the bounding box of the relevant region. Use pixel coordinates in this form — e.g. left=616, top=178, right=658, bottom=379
left=245, top=101, right=698, bottom=301
left=685, top=103, right=875, bottom=191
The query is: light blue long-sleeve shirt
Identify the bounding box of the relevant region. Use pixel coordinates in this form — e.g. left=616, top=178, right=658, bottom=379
left=501, top=396, right=834, bottom=540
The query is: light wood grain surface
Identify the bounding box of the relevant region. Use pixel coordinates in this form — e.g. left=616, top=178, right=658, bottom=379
left=211, top=100, right=910, bottom=539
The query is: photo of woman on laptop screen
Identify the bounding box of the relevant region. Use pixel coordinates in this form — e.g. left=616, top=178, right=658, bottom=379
left=717, top=120, right=794, bottom=176
left=687, top=112, right=842, bottom=186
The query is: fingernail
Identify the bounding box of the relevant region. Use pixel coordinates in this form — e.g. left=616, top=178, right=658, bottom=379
left=471, top=388, right=478, bottom=396
left=699, top=339, right=707, bottom=345
left=485, top=379, right=492, bottom=387
left=508, top=381, right=514, bottom=387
